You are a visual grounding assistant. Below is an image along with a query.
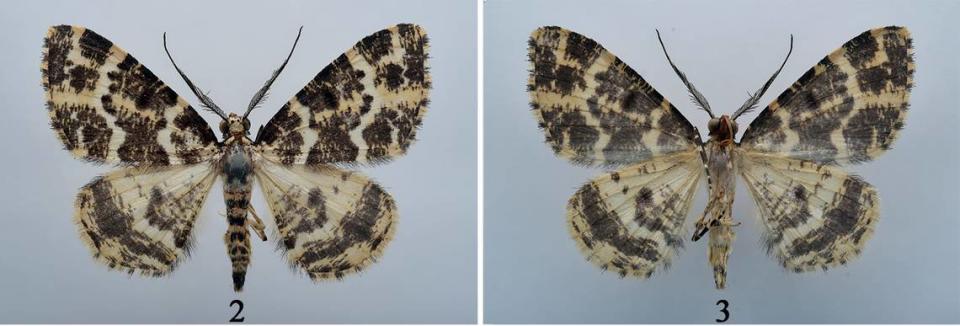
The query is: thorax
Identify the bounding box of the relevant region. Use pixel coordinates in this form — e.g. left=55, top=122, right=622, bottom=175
left=705, top=140, right=737, bottom=196
left=221, top=139, right=253, bottom=191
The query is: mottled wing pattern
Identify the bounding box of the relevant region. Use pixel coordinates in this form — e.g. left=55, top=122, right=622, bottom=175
left=42, top=25, right=220, bottom=166
left=75, top=164, right=218, bottom=276
left=568, top=151, right=703, bottom=277
left=528, top=26, right=700, bottom=166
left=738, top=151, right=878, bottom=272
left=253, top=155, right=396, bottom=279
left=255, top=24, right=430, bottom=166
left=740, top=26, right=914, bottom=165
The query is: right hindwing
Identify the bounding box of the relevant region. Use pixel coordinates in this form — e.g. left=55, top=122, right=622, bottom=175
left=568, top=151, right=703, bottom=278
left=253, top=154, right=396, bottom=280
left=528, top=26, right=700, bottom=167
left=738, top=151, right=878, bottom=272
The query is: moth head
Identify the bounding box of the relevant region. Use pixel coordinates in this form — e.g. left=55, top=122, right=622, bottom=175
left=707, top=115, right=737, bottom=141
left=220, top=112, right=251, bottom=138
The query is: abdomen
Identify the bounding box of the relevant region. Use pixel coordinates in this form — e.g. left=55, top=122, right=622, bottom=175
left=222, top=145, right=253, bottom=291
left=706, top=142, right=736, bottom=289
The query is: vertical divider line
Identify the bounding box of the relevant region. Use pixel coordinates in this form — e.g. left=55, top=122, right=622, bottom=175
left=476, top=0, right=485, bottom=324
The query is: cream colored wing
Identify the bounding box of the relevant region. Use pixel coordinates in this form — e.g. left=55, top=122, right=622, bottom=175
left=74, top=163, right=218, bottom=276
left=528, top=26, right=701, bottom=166
left=739, top=26, right=914, bottom=165
left=42, top=25, right=220, bottom=166
left=568, top=151, right=703, bottom=278
left=738, top=151, right=879, bottom=272
left=255, top=24, right=429, bottom=166
left=254, top=155, right=396, bottom=280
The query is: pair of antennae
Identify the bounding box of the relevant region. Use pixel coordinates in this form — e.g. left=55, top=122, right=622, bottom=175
left=162, top=26, right=304, bottom=120
left=655, top=29, right=793, bottom=120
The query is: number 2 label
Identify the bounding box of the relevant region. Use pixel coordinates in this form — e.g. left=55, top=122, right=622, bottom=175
left=230, top=300, right=245, bottom=323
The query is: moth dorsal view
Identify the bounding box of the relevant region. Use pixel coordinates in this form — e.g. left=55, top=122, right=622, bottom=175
left=528, top=26, right=913, bottom=289
left=41, top=24, right=430, bottom=291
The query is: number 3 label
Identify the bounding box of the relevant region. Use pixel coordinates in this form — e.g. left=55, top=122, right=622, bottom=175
left=715, top=299, right=729, bottom=323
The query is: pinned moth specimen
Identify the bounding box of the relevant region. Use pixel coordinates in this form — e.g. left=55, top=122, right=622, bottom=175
left=42, top=24, right=429, bottom=291
left=528, top=26, right=913, bottom=288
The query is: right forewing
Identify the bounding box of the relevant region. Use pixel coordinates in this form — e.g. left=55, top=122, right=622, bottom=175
left=568, top=151, right=703, bottom=278
left=255, top=24, right=430, bottom=166
left=528, top=26, right=699, bottom=166
left=739, top=27, right=914, bottom=165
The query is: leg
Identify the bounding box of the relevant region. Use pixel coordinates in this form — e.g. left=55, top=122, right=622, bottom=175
left=247, top=206, right=267, bottom=241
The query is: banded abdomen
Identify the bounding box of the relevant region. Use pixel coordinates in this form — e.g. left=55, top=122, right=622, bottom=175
left=222, top=145, right=253, bottom=291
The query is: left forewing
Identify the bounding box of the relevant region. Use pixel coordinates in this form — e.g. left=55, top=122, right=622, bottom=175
left=42, top=25, right=220, bottom=166
left=253, top=155, right=396, bottom=279
left=737, top=151, right=878, bottom=272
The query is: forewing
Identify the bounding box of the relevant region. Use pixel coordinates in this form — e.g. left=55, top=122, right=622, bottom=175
left=740, top=26, right=914, bottom=165
left=255, top=24, right=430, bottom=166
left=74, top=163, right=218, bottom=276
left=528, top=26, right=700, bottom=167
left=568, top=151, right=703, bottom=278
left=738, top=151, right=878, bottom=272
left=254, top=155, right=396, bottom=279
left=42, top=25, right=220, bottom=166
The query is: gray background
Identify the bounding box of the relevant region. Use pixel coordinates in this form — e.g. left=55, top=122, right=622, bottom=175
left=0, top=0, right=476, bottom=323
left=485, top=0, right=960, bottom=323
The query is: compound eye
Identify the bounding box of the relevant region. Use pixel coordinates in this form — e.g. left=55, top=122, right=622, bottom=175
left=707, top=118, right=720, bottom=133
left=219, top=120, right=229, bottom=136
left=242, top=118, right=250, bottom=130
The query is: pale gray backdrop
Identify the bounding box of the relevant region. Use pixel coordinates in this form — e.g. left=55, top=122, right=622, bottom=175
left=0, top=0, right=476, bottom=323
left=485, top=0, right=960, bottom=323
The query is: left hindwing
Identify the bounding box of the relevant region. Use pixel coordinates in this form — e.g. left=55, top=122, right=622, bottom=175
left=75, top=163, right=219, bottom=276
left=740, top=26, right=914, bottom=165
left=737, top=150, right=878, bottom=272
left=255, top=24, right=430, bottom=166
left=253, top=154, right=396, bottom=279
left=568, top=151, right=703, bottom=278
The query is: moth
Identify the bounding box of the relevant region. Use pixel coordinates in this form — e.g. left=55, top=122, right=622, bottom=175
left=528, top=26, right=913, bottom=289
left=41, top=24, right=429, bottom=291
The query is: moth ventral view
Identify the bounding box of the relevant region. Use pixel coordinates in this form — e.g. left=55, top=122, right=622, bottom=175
left=528, top=26, right=913, bottom=289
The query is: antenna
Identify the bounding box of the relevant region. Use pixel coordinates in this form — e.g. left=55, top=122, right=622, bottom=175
left=244, top=26, right=304, bottom=119
left=163, top=32, right=227, bottom=120
left=656, top=29, right=714, bottom=119
left=732, top=34, right=793, bottom=120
